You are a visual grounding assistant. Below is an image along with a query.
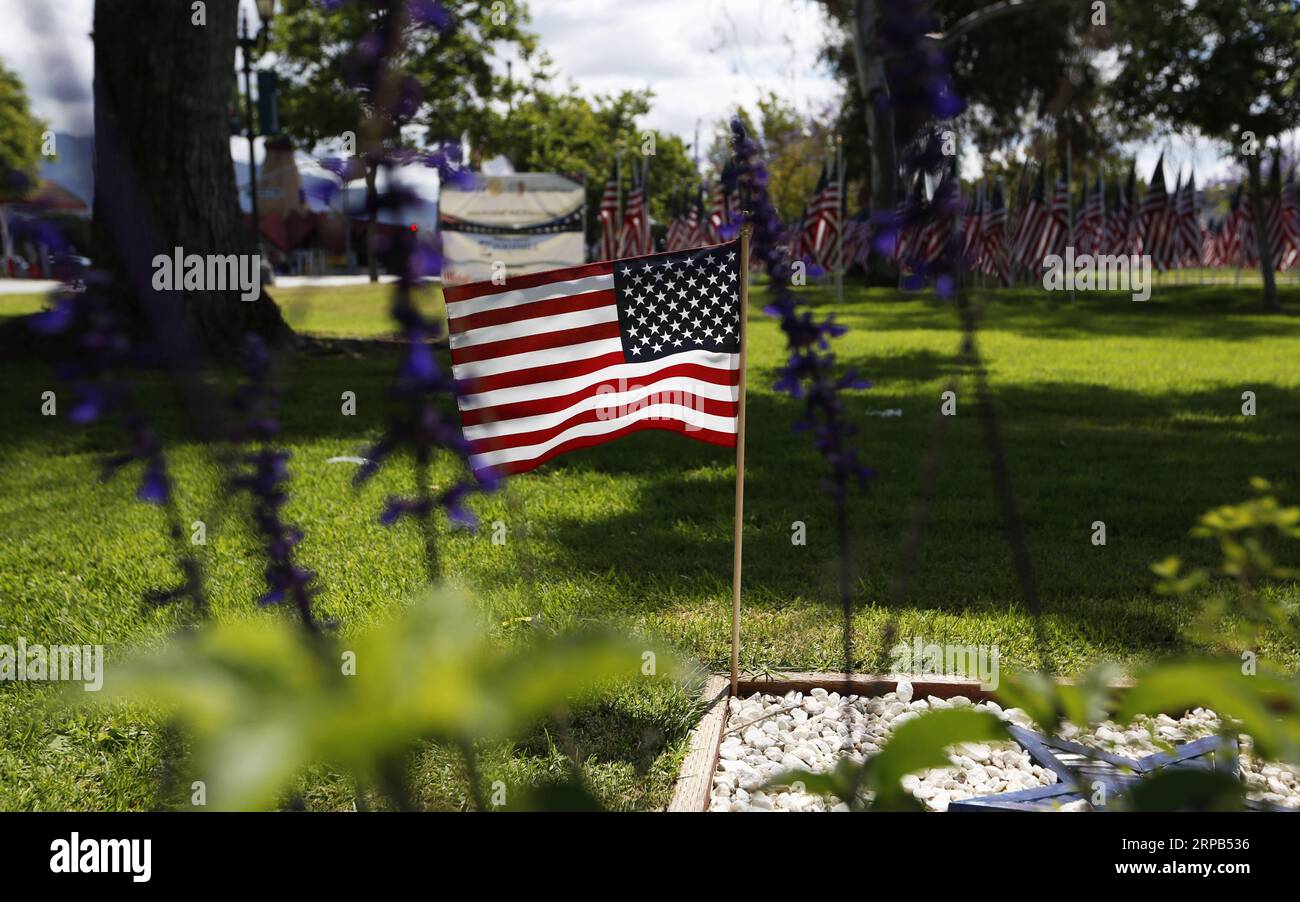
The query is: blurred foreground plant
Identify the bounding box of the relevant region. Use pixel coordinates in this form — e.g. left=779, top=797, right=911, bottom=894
left=74, top=589, right=682, bottom=811
left=987, top=480, right=1300, bottom=810
left=1152, top=477, right=1300, bottom=646
left=771, top=480, right=1300, bottom=813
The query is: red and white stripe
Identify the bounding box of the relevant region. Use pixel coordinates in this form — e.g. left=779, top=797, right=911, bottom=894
left=444, top=257, right=740, bottom=477
left=597, top=174, right=619, bottom=261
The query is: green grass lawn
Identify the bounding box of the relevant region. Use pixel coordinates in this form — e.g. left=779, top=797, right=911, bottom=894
left=0, top=283, right=443, bottom=338
left=2, top=278, right=1299, bottom=810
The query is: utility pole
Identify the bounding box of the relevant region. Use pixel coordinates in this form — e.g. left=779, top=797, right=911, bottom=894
left=1066, top=123, right=1074, bottom=303
left=834, top=133, right=845, bottom=303
left=239, top=11, right=260, bottom=248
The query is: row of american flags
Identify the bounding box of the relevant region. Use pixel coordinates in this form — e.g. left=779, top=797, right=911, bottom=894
left=788, top=153, right=1300, bottom=281
left=597, top=153, right=1300, bottom=282
left=598, top=159, right=741, bottom=258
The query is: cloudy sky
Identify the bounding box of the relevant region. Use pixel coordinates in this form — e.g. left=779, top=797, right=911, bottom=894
left=0, top=0, right=1244, bottom=182
left=0, top=0, right=840, bottom=139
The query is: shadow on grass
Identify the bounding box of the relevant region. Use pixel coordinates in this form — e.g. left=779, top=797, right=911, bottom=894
left=478, top=375, right=1297, bottom=662
left=816, top=284, right=1300, bottom=343
left=3, top=290, right=1298, bottom=667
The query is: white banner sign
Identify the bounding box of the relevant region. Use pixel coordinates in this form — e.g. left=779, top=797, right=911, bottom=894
left=439, top=173, right=585, bottom=285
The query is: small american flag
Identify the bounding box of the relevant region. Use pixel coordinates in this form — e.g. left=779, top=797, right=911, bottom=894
left=799, top=163, right=842, bottom=271
left=1137, top=155, right=1170, bottom=269
left=1280, top=167, right=1300, bottom=270
left=598, top=167, right=620, bottom=261
left=445, top=241, right=744, bottom=477
left=978, top=181, right=1012, bottom=286
left=619, top=166, right=650, bottom=257
left=1104, top=167, right=1132, bottom=257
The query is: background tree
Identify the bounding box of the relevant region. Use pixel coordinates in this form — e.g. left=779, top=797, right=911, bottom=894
left=0, top=60, right=47, bottom=267
left=473, top=81, right=697, bottom=248
left=0, top=60, right=45, bottom=189
left=705, top=94, right=837, bottom=226
left=92, top=0, right=289, bottom=357
left=1109, top=0, right=1300, bottom=311
left=269, top=0, right=537, bottom=280
left=817, top=0, right=1101, bottom=282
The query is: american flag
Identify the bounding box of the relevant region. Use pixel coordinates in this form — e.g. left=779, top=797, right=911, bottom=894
left=1203, top=217, right=1221, bottom=268
left=1281, top=167, right=1300, bottom=270
left=1162, top=170, right=1183, bottom=266
left=842, top=208, right=872, bottom=268
left=663, top=191, right=682, bottom=252
left=1104, top=164, right=1135, bottom=257
left=619, top=162, right=651, bottom=257
left=1242, top=190, right=1261, bottom=267
left=960, top=186, right=983, bottom=264
left=894, top=175, right=926, bottom=264
left=799, top=163, right=842, bottom=271
left=598, top=167, right=620, bottom=261
left=1010, top=168, right=1047, bottom=271
left=684, top=192, right=707, bottom=249
left=1017, top=173, right=1067, bottom=270
left=919, top=163, right=961, bottom=264
left=444, top=241, right=743, bottom=477
left=707, top=182, right=737, bottom=245
left=1265, top=155, right=1286, bottom=267
left=1077, top=175, right=1105, bottom=256
left=1039, top=177, right=1071, bottom=262
left=1176, top=171, right=1201, bottom=268
left=1137, top=155, right=1170, bottom=269
left=1222, top=185, right=1242, bottom=266
left=978, top=180, right=1012, bottom=286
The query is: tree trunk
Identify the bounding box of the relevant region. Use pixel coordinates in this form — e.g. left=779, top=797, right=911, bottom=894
left=850, top=0, right=899, bottom=285
left=365, top=163, right=379, bottom=283
left=1246, top=154, right=1281, bottom=311
left=92, top=0, right=290, bottom=358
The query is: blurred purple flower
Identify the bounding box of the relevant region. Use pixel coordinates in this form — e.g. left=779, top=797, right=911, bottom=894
left=725, top=118, right=873, bottom=498
left=409, top=0, right=454, bottom=31
left=229, top=335, right=327, bottom=634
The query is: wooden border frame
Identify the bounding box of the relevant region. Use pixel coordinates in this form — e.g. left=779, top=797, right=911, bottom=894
left=666, top=675, right=730, bottom=812
left=736, top=671, right=996, bottom=701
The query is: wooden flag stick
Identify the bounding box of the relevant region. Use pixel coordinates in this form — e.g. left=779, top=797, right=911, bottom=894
left=731, top=224, right=752, bottom=696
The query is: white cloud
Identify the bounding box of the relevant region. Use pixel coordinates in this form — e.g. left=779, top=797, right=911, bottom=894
left=0, top=0, right=1270, bottom=189
left=0, top=0, right=95, bottom=134
left=513, top=0, right=843, bottom=141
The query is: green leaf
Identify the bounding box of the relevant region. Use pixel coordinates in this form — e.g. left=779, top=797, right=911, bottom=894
left=871, top=709, right=1010, bottom=810
left=763, top=758, right=865, bottom=808
left=1123, top=768, right=1246, bottom=812
left=1117, top=660, right=1300, bottom=765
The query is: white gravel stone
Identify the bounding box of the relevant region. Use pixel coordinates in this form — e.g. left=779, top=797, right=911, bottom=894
left=709, top=690, right=1300, bottom=812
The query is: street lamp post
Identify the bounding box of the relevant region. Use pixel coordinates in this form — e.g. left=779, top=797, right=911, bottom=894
left=238, top=0, right=277, bottom=248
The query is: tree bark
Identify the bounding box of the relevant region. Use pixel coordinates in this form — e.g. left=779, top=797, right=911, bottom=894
left=851, top=0, right=898, bottom=285
left=92, top=0, right=290, bottom=358
left=1246, top=153, right=1281, bottom=311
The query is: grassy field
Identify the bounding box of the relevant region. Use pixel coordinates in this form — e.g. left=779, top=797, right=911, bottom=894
left=2, top=278, right=1299, bottom=810
left=0, top=283, right=444, bottom=338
